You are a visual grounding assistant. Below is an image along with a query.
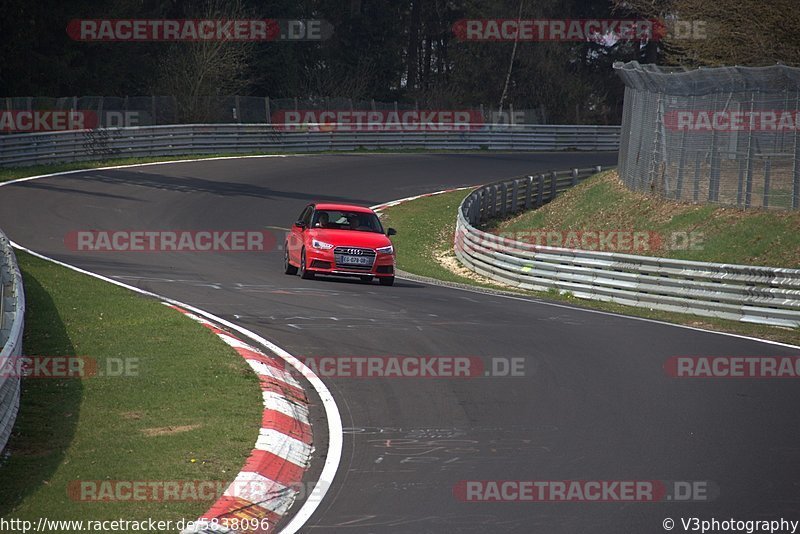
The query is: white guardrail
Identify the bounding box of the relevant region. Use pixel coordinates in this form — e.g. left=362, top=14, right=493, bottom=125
left=0, top=123, right=620, bottom=167
left=0, top=228, right=24, bottom=453
left=455, top=168, right=800, bottom=328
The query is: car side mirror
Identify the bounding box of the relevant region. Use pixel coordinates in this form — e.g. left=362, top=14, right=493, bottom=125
left=387, top=228, right=397, bottom=236
left=295, top=220, right=307, bottom=229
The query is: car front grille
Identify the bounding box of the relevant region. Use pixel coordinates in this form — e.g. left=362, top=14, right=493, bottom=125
left=333, top=247, right=376, bottom=271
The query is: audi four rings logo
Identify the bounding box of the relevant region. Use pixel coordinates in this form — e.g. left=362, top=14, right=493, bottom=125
left=344, top=248, right=363, bottom=255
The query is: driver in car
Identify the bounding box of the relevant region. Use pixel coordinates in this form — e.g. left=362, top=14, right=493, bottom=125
left=347, top=213, right=361, bottom=230
left=315, top=212, right=330, bottom=228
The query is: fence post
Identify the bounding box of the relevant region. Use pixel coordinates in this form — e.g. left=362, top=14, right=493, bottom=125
left=794, top=91, right=800, bottom=209
left=693, top=153, right=701, bottom=202
left=745, top=92, right=755, bottom=208
left=709, top=146, right=720, bottom=203
left=265, top=97, right=270, bottom=123
left=736, top=158, right=746, bottom=207
left=745, top=136, right=755, bottom=208
left=707, top=118, right=721, bottom=203
left=763, top=159, right=771, bottom=208
left=676, top=116, right=688, bottom=200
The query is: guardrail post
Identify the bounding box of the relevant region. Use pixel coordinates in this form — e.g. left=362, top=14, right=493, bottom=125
left=469, top=197, right=480, bottom=226
left=524, top=176, right=534, bottom=210
left=536, top=174, right=545, bottom=208
left=549, top=171, right=557, bottom=200
left=489, top=185, right=497, bottom=218
left=572, top=168, right=579, bottom=186
left=511, top=180, right=520, bottom=213
left=500, top=183, right=508, bottom=218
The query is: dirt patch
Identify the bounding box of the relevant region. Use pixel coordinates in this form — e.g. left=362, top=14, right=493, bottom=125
left=434, top=249, right=515, bottom=288
left=141, top=424, right=201, bottom=437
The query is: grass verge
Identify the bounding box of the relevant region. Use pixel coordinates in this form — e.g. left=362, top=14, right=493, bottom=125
left=491, top=170, right=800, bottom=268
left=380, top=188, right=800, bottom=346
left=0, top=251, right=262, bottom=525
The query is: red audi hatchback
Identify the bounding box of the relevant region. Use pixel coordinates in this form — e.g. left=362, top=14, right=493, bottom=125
left=284, top=203, right=397, bottom=285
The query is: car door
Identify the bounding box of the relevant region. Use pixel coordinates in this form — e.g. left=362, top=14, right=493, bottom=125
left=288, top=204, right=314, bottom=264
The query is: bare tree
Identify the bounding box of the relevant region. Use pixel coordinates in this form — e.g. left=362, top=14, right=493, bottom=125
left=300, top=59, right=376, bottom=101
left=153, top=0, right=254, bottom=122
left=614, top=0, right=800, bottom=66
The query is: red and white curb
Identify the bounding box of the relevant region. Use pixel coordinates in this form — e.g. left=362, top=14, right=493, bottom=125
left=370, top=185, right=476, bottom=212
left=169, top=305, right=313, bottom=534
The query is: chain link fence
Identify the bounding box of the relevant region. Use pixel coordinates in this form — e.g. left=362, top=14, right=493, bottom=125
left=615, top=61, right=800, bottom=210
left=0, top=96, right=543, bottom=129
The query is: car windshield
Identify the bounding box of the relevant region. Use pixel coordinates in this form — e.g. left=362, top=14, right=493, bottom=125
left=312, top=210, right=384, bottom=233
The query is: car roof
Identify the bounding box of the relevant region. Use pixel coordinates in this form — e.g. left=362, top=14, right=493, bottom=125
left=314, top=203, right=374, bottom=213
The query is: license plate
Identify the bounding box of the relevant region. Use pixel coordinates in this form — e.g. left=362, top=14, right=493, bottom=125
left=338, top=255, right=372, bottom=265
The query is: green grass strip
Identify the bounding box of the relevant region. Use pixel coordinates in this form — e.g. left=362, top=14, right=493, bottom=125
left=0, top=251, right=262, bottom=524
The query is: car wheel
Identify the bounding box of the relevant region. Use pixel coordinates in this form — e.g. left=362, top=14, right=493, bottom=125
left=360, top=275, right=373, bottom=283
left=284, top=246, right=298, bottom=275
left=379, top=276, right=394, bottom=286
left=299, top=248, right=315, bottom=279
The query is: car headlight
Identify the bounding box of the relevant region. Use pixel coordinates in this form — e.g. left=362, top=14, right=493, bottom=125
left=376, top=245, right=394, bottom=254
left=312, top=239, right=334, bottom=250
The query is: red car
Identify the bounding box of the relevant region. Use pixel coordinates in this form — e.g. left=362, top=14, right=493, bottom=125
left=284, top=203, right=397, bottom=286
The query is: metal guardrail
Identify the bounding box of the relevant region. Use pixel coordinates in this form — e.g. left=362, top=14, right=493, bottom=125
left=455, top=168, right=800, bottom=327
left=0, top=229, right=24, bottom=453
left=0, top=123, right=620, bottom=167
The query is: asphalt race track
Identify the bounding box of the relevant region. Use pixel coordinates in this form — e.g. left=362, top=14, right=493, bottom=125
left=2, top=152, right=799, bottom=533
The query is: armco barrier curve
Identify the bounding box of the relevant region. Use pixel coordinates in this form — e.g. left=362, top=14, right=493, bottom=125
left=0, top=228, right=24, bottom=454
left=0, top=123, right=620, bottom=167
left=455, top=168, right=800, bottom=327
